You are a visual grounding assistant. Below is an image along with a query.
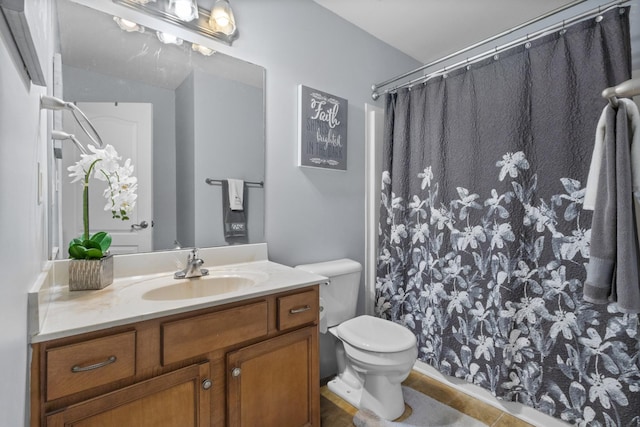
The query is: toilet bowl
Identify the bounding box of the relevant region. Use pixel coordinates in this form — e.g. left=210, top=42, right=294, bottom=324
left=294, top=259, right=418, bottom=420
left=328, top=315, right=418, bottom=420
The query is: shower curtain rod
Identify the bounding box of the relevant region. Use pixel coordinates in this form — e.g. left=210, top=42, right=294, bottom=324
left=371, top=0, right=628, bottom=100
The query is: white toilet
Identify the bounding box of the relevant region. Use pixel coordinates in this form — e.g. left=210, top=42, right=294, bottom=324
left=295, top=259, right=418, bottom=420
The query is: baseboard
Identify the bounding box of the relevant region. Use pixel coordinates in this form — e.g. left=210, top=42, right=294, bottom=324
left=413, top=361, right=570, bottom=427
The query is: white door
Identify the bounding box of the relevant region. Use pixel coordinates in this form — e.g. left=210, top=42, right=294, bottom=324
left=62, top=102, right=153, bottom=255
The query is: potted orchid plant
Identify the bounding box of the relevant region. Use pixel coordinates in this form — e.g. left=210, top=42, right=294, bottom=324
left=66, top=144, right=137, bottom=290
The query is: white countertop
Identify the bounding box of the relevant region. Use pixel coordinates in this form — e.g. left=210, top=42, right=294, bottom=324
left=31, top=246, right=327, bottom=343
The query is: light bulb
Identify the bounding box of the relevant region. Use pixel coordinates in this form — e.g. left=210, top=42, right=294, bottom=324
left=156, top=32, right=183, bottom=45
left=192, top=43, right=215, bottom=56
left=174, top=2, right=192, bottom=20
left=169, top=0, right=198, bottom=22
left=209, top=0, right=236, bottom=35
left=113, top=16, right=144, bottom=33
left=118, top=18, right=136, bottom=30
left=214, top=14, right=229, bottom=27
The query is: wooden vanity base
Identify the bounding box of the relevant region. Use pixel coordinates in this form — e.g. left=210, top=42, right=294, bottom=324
left=30, top=285, right=320, bottom=427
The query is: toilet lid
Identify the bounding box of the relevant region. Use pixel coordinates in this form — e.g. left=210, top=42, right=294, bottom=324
left=336, top=315, right=416, bottom=352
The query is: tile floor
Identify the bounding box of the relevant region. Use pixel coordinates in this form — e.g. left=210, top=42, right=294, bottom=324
left=320, top=370, right=536, bottom=426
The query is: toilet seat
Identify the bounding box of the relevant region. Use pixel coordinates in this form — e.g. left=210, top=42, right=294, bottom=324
left=342, top=340, right=418, bottom=369
left=335, top=315, right=416, bottom=352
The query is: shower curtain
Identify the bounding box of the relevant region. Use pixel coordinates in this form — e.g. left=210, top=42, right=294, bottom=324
left=376, top=8, right=638, bottom=426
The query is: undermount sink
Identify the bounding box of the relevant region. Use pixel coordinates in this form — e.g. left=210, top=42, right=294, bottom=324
left=141, top=271, right=269, bottom=301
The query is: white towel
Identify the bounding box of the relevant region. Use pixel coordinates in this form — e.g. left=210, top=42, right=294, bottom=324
left=584, top=99, right=640, bottom=210
left=227, top=179, right=244, bottom=211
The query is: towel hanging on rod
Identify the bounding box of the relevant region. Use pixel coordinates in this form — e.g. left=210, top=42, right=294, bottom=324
left=205, top=178, right=264, bottom=187
left=602, top=76, right=640, bottom=107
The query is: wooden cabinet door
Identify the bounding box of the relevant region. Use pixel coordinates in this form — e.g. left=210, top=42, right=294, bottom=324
left=227, top=327, right=319, bottom=427
left=46, top=362, right=211, bottom=427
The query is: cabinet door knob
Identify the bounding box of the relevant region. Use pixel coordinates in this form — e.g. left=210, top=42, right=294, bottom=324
left=202, top=379, right=212, bottom=390
left=232, top=367, right=241, bottom=377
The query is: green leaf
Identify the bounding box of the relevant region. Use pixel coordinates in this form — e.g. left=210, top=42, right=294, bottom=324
left=69, top=237, right=83, bottom=249
left=83, top=239, right=102, bottom=250
left=85, top=248, right=104, bottom=259
left=69, top=244, right=88, bottom=259
left=90, top=231, right=112, bottom=252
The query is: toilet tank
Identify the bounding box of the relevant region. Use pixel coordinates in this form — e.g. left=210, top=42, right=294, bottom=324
left=295, top=259, right=362, bottom=327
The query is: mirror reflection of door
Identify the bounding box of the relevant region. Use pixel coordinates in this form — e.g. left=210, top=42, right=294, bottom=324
left=61, top=102, right=153, bottom=255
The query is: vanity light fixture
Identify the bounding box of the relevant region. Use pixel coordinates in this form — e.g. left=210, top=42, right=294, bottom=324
left=156, top=31, right=183, bottom=45
left=113, top=0, right=239, bottom=45
left=113, top=16, right=145, bottom=33
left=192, top=43, right=215, bottom=56
left=168, top=0, right=198, bottom=22
left=209, top=0, right=236, bottom=36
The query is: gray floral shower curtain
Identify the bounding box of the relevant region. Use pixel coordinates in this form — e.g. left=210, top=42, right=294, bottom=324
left=376, top=8, right=638, bottom=426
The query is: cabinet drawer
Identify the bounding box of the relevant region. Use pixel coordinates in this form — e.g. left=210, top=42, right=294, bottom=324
left=46, top=362, right=211, bottom=427
left=277, top=289, right=318, bottom=331
left=46, top=330, right=136, bottom=401
left=162, top=300, right=268, bottom=365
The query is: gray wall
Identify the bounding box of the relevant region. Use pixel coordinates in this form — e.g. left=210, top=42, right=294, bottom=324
left=219, top=0, right=421, bottom=271
left=211, top=0, right=422, bottom=378
left=175, top=73, right=196, bottom=247
left=62, top=65, right=177, bottom=251
left=0, top=2, right=55, bottom=425
left=193, top=70, right=265, bottom=247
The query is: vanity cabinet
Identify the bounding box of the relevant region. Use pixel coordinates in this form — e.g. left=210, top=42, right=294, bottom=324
left=45, top=330, right=136, bottom=401
left=45, top=362, right=211, bottom=427
left=31, top=285, right=320, bottom=427
left=227, top=327, right=316, bottom=427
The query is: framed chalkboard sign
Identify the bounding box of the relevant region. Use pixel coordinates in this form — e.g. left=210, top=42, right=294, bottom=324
left=297, top=85, right=348, bottom=170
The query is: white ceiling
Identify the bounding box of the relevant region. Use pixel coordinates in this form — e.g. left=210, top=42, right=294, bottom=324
left=313, top=0, right=580, bottom=64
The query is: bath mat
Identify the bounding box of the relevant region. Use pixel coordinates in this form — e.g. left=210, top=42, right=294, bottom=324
left=353, top=386, right=487, bottom=427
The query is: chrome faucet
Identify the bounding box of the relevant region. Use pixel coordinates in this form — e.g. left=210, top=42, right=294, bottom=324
left=174, top=248, right=209, bottom=279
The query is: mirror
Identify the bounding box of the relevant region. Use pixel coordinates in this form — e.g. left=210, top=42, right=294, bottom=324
left=52, top=0, right=265, bottom=257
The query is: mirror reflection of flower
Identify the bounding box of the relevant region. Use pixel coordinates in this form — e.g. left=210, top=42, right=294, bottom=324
left=67, top=144, right=137, bottom=259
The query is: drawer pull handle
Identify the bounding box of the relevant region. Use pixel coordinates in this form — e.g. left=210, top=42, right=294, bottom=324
left=290, top=305, right=311, bottom=314
left=71, top=356, right=117, bottom=373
